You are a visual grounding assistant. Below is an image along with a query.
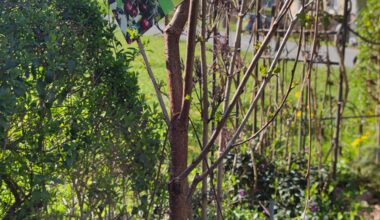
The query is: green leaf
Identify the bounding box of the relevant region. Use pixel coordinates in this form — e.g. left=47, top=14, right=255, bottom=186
left=297, top=12, right=307, bottom=27
left=274, top=66, right=281, bottom=74
left=259, top=64, right=267, bottom=76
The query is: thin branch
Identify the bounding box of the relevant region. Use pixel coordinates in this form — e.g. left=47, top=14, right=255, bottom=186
left=200, top=0, right=210, bottom=217
left=180, top=0, right=200, bottom=121
left=332, top=0, right=349, bottom=179
left=137, top=39, right=170, bottom=126
left=348, top=26, right=380, bottom=46
left=303, top=0, right=320, bottom=214
left=319, top=114, right=380, bottom=120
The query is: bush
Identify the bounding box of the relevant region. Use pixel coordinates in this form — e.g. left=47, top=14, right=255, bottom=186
left=0, top=0, right=166, bottom=218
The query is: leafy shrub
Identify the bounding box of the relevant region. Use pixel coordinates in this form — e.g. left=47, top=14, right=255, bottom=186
left=0, top=0, right=166, bottom=218
left=223, top=152, right=366, bottom=219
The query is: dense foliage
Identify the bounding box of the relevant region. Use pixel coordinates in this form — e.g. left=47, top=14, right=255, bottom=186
left=354, top=0, right=380, bottom=189
left=0, top=0, right=166, bottom=218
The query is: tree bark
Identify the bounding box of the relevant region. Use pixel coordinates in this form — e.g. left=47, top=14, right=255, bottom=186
left=164, top=1, right=190, bottom=219
left=376, top=51, right=380, bottom=164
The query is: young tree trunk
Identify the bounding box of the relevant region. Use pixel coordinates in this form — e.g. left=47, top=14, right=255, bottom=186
left=253, top=0, right=261, bottom=147
left=165, top=0, right=199, bottom=216
left=164, top=1, right=190, bottom=219
left=168, top=118, right=190, bottom=219
left=376, top=52, right=380, bottom=164
left=332, top=0, right=348, bottom=179
left=200, top=0, right=209, bottom=218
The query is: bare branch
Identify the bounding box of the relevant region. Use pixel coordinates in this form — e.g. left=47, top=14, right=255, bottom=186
left=175, top=0, right=297, bottom=182
left=137, top=39, right=170, bottom=126
left=180, top=0, right=200, bottom=122
left=186, top=6, right=308, bottom=195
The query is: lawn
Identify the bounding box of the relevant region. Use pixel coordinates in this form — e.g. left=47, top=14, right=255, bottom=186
left=117, top=32, right=377, bottom=167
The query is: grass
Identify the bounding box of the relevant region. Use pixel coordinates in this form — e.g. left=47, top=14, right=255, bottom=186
left=114, top=29, right=377, bottom=168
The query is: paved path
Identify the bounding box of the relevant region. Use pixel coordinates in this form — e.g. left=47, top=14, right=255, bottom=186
left=145, top=25, right=358, bottom=68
